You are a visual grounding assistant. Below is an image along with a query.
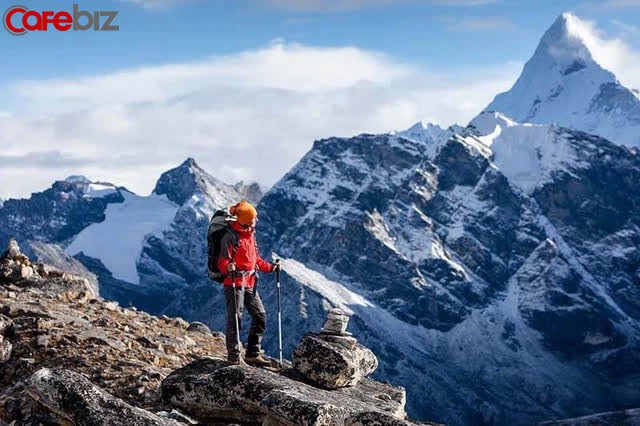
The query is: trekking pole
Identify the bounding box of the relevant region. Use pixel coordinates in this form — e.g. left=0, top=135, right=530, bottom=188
left=231, top=271, right=242, bottom=362
left=276, top=259, right=283, bottom=367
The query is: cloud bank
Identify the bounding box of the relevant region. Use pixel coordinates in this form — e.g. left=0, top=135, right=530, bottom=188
left=0, top=42, right=520, bottom=199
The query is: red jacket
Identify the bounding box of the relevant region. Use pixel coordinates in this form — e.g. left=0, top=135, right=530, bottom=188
left=217, top=221, right=273, bottom=288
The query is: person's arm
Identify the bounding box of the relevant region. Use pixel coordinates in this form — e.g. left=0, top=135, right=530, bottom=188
left=217, top=232, right=236, bottom=274
left=254, top=238, right=274, bottom=273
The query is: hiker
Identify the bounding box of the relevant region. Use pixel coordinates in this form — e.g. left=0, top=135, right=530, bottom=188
left=217, top=200, right=280, bottom=366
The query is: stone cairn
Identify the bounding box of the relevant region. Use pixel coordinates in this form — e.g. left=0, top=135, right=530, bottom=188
left=292, top=308, right=379, bottom=389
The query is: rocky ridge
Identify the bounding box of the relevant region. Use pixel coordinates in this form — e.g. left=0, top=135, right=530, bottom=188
left=0, top=239, right=226, bottom=423
left=0, top=240, right=431, bottom=425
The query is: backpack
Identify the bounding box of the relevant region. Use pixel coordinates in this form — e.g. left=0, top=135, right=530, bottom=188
left=207, top=209, right=238, bottom=282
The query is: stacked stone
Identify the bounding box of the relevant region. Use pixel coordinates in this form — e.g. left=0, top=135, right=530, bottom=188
left=293, top=308, right=379, bottom=389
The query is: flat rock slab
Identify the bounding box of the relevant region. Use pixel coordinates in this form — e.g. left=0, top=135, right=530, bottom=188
left=162, top=358, right=409, bottom=426
left=26, top=368, right=182, bottom=426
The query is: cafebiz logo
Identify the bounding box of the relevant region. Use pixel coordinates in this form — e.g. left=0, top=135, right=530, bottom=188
left=4, top=4, right=119, bottom=35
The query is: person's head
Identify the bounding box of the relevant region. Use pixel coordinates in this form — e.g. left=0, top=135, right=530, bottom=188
left=230, top=200, right=258, bottom=228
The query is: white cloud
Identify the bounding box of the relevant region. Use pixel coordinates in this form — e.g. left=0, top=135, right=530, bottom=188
left=563, top=14, right=640, bottom=91
left=595, top=0, right=640, bottom=8
left=1, top=42, right=520, bottom=200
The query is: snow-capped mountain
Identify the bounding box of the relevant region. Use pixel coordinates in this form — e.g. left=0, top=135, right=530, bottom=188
left=485, top=13, right=640, bottom=148
left=0, top=176, right=126, bottom=246
left=393, top=121, right=451, bottom=144
left=0, top=159, right=262, bottom=312
left=255, top=112, right=640, bottom=425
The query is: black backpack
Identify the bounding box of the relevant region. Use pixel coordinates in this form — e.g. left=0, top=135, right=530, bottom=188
left=207, top=209, right=238, bottom=282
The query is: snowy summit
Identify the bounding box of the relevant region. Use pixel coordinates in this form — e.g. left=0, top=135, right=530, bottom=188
left=485, top=13, right=640, bottom=148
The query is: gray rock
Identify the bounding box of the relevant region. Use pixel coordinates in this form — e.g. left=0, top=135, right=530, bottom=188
left=161, top=358, right=406, bottom=425
left=4, top=239, right=21, bottom=259
left=293, top=333, right=378, bottom=389
left=25, top=368, right=182, bottom=426
left=0, top=261, right=22, bottom=283
left=0, top=336, right=12, bottom=364
left=320, top=308, right=351, bottom=335
left=186, top=321, right=212, bottom=336
left=20, top=265, right=33, bottom=279
left=156, top=409, right=200, bottom=425
left=346, top=411, right=437, bottom=426
left=0, top=314, right=13, bottom=336
left=36, top=335, right=49, bottom=348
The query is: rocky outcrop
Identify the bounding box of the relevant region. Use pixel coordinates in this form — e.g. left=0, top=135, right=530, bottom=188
left=22, top=240, right=100, bottom=295
left=0, top=240, right=432, bottom=425
left=0, top=238, right=98, bottom=301
left=161, top=358, right=417, bottom=425
left=26, top=368, right=182, bottom=426
left=0, top=240, right=226, bottom=424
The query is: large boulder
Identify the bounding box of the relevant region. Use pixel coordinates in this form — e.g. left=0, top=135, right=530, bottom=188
left=293, top=332, right=378, bottom=389
left=161, top=358, right=410, bottom=425
left=25, top=368, right=182, bottom=426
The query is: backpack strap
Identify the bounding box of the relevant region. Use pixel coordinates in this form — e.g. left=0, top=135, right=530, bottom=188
left=226, top=227, right=240, bottom=263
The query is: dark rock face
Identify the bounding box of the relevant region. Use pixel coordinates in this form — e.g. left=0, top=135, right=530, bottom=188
left=540, top=407, right=640, bottom=426
left=153, top=158, right=203, bottom=206
left=235, top=181, right=263, bottom=205
left=25, top=368, right=182, bottom=426
left=0, top=178, right=124, bottom=248
left=258, top=134, right=494, bottom=333
left=254, top=127, right=640, bottom=425
left=293, top=333, right=378, bottom=389
left=161, top=357, right=410, bottom=425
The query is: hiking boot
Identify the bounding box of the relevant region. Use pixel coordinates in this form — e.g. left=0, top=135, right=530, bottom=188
left=244, top=353, right=272, bottom=367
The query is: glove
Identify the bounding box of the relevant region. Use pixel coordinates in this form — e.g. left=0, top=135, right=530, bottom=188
left=227, top=263, right=236, bottom=273
left=272, top=262, right=281, bottom=272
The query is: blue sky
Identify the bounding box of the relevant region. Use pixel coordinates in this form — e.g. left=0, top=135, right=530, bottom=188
left=1, top=0, right=640, bottom=199
left=2, top=0, right=639, bottom=82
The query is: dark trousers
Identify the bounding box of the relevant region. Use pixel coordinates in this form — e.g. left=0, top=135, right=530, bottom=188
left=224, top=285, right=266, bottom=360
